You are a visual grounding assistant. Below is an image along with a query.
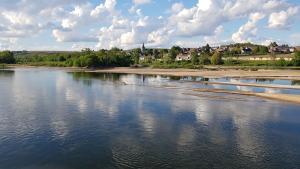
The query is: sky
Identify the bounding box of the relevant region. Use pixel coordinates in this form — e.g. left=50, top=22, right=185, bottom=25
left=0, top=0, right=300, bottom=51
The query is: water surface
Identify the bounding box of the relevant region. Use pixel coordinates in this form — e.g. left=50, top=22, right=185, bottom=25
left=1, top=68, right=300, bottom=169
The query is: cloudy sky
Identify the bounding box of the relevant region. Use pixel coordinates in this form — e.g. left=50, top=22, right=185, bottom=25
left=0, top=0, right=300, bottom=51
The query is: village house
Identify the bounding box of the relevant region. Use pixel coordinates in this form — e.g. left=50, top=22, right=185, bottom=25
left=241, top=47, right=252, bottom=55
left=176, top=53, right=191, bottom=61
left=269, top=45, right=291, bottom=54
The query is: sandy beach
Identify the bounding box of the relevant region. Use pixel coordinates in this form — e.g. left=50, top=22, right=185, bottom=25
left=87, top=67, right=300, bottom=104
left=87, top=67, right=300, bottom=80
left=193, top=88, right=300, bottom=104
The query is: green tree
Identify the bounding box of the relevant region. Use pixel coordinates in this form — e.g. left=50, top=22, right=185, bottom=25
left=153, top=49, right=159, bottom=59
left=211, top=52, right=223, bottom=65
left=191, top=50, right=199, bottom=65
left=169, top=46, right=181, bottom=60
left=292, top=51, right=300, bottom=66
left=131, top=48, right=141, bottom=64
left=164, top=54, right=173, bottom=64
left=203, top=44, right=211, bottom=54
left=0, top=51, right=15, bottom=64
left=199, top=53, right=211, bottom=65
left=258, top=46, right=268, bottom=54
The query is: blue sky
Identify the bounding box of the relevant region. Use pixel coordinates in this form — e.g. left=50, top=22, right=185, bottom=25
left=0, top=0, right=299, bottom=51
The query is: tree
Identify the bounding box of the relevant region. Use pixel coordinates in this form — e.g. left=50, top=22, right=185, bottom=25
left=292, top=51, right=300, bottom=66
left=203, top=44, right=211, bottom=54
left=269, top=42, right=278, bottom=47
left=211, top=52, right=223, bottom=65
left=258, top=46, right=268, bottom=54
left=131, top=48, right=141, bottom=64
left=169, top=46, right=181, bottom=60
left=164, top=54, right=173, bottom=64
left=0, top=51, right=15, bottom=64
left=153, top=49, right=159, bottom=59
left=199, top=53, right=211, bottom=65
left=191, top=49, right=198, bottom=65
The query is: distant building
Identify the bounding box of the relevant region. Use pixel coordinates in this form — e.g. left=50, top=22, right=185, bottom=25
left=241, top=47, right=252, bottom=55
left=176, top=53, right=191, bottom=61
left=141, top=43, right=146, bottom=55
left=269, top=45, right=291, bottom=54
left=295, top=46, right=300, bottom=52
left=289, top=47, right=295, bottom=53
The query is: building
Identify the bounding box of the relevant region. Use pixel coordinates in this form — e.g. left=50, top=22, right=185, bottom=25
left=269, top=45, right=291, bottom=53
left=176, top=54, right=191, bottom=61
left=295, top=46, right=300, bottom=52
left=141, top=43, right=146, bottom=56
left=241, top=47, right=252, bottom=55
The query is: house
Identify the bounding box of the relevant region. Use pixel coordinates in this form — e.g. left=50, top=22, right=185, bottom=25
left=269, top=45, right=291, bottom=53
left=295, top=46, right=300, bottom=52
left=176, top=54, right=191, bottom=61
left=289, top=47, right=295, bottom=53
left=241, top=47, right=252, bottom=55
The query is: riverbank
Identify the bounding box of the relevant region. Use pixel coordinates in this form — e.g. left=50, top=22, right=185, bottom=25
left=86, top=67, right=300, bottom=80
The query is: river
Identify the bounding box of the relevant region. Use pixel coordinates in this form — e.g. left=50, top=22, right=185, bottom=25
left=0, top=68, right=300, bottom=169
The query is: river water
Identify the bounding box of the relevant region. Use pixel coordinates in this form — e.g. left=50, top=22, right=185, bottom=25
left=0, top=68, right=300, bottom=169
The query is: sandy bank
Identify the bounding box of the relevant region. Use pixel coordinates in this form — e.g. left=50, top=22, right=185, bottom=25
left=193, top=88, right=300, bottom=104
left=87, top=67, right=300, bottom=80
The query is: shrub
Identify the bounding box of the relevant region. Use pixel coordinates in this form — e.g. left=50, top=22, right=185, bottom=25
left=0, top=51, right=15, bottom=64
left=211, top=52, right=223, bottom=65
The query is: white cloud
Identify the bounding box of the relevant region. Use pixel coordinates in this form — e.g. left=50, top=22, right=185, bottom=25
left=133, top=0, right=151, bottom=6
left=232, top=12, right=265, bottom=43
left=197, top=0, right=212, bottom=11
left=52, top=29, right=97, bottom=42
left=0, top=0, right=299, bottom=50
left=268, top=7, right=299, bottom=29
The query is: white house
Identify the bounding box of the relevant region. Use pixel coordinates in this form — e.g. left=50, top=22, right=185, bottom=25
left=176, top=54, right=191, bottom=61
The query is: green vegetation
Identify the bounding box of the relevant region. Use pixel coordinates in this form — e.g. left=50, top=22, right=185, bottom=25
left=15, top=48, right=132, bottom=68
left=292, top=51, right=300, bottom=66
left=169, top=46, right=181, bottom=60
left=1, top=42, right=299, bottom=69
left=211, top=52, right=223, bottom=65
left=0, top=51, right=15, bottom=64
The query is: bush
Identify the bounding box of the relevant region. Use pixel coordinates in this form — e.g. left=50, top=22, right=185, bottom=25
left=199, top=53, right=211, bottom=65
left=292, top=52, right=300, bottom=66
left=0, top=51, right=15, bottom=64
left=211, top=52, right=223, bottom=65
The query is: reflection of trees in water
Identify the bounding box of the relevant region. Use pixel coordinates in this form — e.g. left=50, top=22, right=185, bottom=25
left=292, top=80, right=300, bottom=86
left=256, top=78, right=274, bottom=83
left=70, top=72, right=123, bottom=85
left=0, top=70, right=15, bottom=77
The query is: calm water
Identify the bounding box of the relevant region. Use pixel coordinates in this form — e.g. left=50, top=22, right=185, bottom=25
left=1, top=68, right=300, bottom=169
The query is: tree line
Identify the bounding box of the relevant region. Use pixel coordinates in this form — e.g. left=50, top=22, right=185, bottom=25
left=1, top=46, right=300, bottom=67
